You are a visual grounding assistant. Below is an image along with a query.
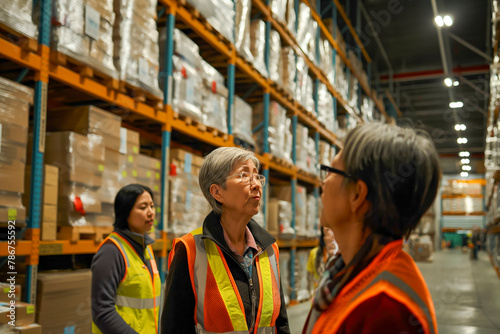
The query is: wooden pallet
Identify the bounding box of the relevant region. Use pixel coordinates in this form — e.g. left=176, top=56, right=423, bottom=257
left=118, top=80, right=164, bottom=110
left=270, top=155, right=294, bottom=170
left=0, top=22, right=38, bottom=53
left=50, top=51, right=119, bottom=90
left=205, top=125, right=229, bottom=141
left=57, top=225, right=113, bottom=243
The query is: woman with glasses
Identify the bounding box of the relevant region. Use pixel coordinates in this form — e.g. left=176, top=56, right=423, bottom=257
left=162, top=147, right=290, bottom=334
left=303, top=123, right=440, bottom=334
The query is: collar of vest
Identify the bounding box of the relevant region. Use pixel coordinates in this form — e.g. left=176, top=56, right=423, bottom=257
left=115, top=228, right=155, bottom=253
left=201, top=211, right=276, bottom=253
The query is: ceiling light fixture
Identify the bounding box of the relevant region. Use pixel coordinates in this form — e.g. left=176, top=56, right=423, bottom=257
left=444, top=78, right=453, bottom=87
left=443, top=15, right=453, bottom=26
left=459, top=151, right=470, bottom=157
left=454, top=124, right=466, bottom=131
left=462, top=165, right=471, bottom=171
left=457, top=137, right=468, bottom=144
left=461, top=172, right=469, bottom=177
left=450, top=101, right=464, bottom=108
left=453, top=80, right=459, bottom=86
left=461, top=158, right=470, bottom=164
left=435, top=16, right=444, bottom=27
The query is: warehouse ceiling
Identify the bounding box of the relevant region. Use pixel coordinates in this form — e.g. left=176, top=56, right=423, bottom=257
left=325, top=0, right=490, bottom=174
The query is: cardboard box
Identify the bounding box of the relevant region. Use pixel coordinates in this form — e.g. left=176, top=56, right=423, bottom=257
left=43, top=184, right=58, bottom=206
left=0, top=161, right=25, bottom=193
left=267, top=198, right=280, bottom=235
left=14, top=323, right=41, bottom=334
left=36, top=270, right=92, bottom=334
left=40, top=221, right=56, bottom=241
left=46, top=106, right=121, bottom=151
left=137, top=154, right=161, bottom=171
left=0, top=193, right=23, bottom=208
left=0, top=123, right=28, bottom=148
left=0, top=207, right=26, bottom=223
left=42, top=204, right=57, bottom=223
left=0, top=283, right=21, bottom=303
left=120, top=128, right=140, bottom=155
left=12, top=303, right=35, bottom=327
left=44, top=165, right=58, bottom=186
left=0, top=305, right=10, bottom=326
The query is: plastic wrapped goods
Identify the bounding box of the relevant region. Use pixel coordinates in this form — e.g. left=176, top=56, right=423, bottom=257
left=361, top=97, right=375, bottom=122
left=172, top=55, right=204, bottom=121
left=0, top=0, right=37, bottom=38
left=296, top=250, right=311, bottom=301
left=296, top=57, right=314, bottom=113
left=319, top=140, right=331, bottom=166
left=113, top=0, right=162, bottom=97
left=173, top=29, right=202, bottom=69
left=58, top=182, right=102, bottom=226
left=252, top=101, right=292, bottom=163
left=297, top=3, right=316, bottom=62
left=270, top=0, right=287, bottom=23
left=250, top=20, right=269, bottom=78
left=201, top=60, right=228, bottom=133
left=306, top=136, right=318, bottom=174
left=285, top=0, right=295, bottom=35
left=279, top=250, right=291, bottom=305
left=233, top=96, right=256, bottom=147
left=186, top=0, right=235, bottom=44
left=234, top=0, right=254, bottom=63
left=295, top=186, right=307, bottom=237
left=319, top=37, right=334, bottom=83
left=269, top=30, right=282, bottom=85
left=0, top=77, right=33, bottom=225
left=281, top=47, right=296, bottom=96
left=317, top=83, right=336, bottom=133
left=306, top=194, right=318, bottom=237
left=48, top=0, right=117, bottom=77
left=295, top=123, right=309, bottom=171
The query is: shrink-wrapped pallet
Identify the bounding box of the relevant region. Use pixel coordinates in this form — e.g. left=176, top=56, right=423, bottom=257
left=113, top=0, right=162, bottom=97
left=233, top=96, right=256, bottom=147
left=319, top=37, right=334, bottom=83
left=234, top=0, right=254, bottom=63
left=296, top=250, right=311, bottom=301
left=0, top=77, right=33, bottom=226
left=48, top=0, right=117, bottom=77
left=270, top=0, right=287, bottom=23
left=297, top=3, right=317, bottom=62
left=285, top=0, right=295, bottom=35
left=295, top=123, right=309, bottom=171
left=317, top=83, right=336, bottom=133
left=269, top=30, right=282, bottom=86
left=250, top=20, right=269, bottom=78
left=0, top=0, right=37, bottom=38
left=186, top=0, right=234, bottom=44
left=296, top=57, right=314, bottom=113
left=306, top=194, right=318, bottom=237
left=252, top=101, right=292, bottom=163
left=200, top=60, right=228, bottom=133
left=281, top=47, right=296, bottom=96
left=172, top=55, right=203, bottom=121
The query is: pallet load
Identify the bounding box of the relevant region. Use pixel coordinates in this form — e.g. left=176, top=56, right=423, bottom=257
left=252, top=101, right=292, bottom=163
left=281, top=47, right=296, bottom=96
left=168, top=148, right=210, bottom=237
left=46, top=106, right=122, bottom=228
left=268, top=29, right=282, bottom=86
left=317, top=83, right=336, bottom=133
left=297, top=3, right=317, bottom=64
left=0, top=77, right=33, bottom=229
left=48, top=0, right=117, bottom=78
left=200, top=60, right=228, bottom=134
left=296, top=56, right=314, bottom=113
left=267, top=198, right=293, bottom=239
left=0, top=0, right=37, bottom=39
left=23, top=165, right=59, bottom=241
left=232, top=96, right=256, bottom=148
left=136, top=153, right=161, bottom=238
left=249, top=20, right=268, bottom=78
left=185, top=0, right=235, bottom=44
left=113, top=0, right=162, bottom=98
left=234, top=0, right=254, bottom=63
left=118, top=127, right=140, bottom=190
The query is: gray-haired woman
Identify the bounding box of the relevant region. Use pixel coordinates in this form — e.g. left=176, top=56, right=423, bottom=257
left=162, top=147, right=290, bottom=334
left=304, top=123, right=441, bottom=334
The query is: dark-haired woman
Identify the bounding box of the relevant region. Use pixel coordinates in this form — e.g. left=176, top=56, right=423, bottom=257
left=91, top=184, right=161, bottom=334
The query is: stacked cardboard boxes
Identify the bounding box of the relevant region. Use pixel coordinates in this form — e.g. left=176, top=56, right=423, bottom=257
left=137, top=154, right=162, bottom=238
left=168, top=148, right=210, bottom=236
left=0, top=77, right=33, bottom=228
left=36, top=270, right=92, bottom=334
left=23, top=165, right=59, bottom=241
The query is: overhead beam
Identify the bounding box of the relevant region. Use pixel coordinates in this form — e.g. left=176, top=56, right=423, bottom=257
left=448, top=32, right=493, bottom=63
left=379, top=64, right=490, bottom=82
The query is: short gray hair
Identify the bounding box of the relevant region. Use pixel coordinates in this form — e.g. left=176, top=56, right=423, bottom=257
left=199, top=147, right=260, bottom=215
left=342, top=122, right=441, bottom=238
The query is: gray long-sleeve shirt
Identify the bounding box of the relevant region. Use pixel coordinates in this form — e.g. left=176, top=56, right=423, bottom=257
left=91, top=228, right=156, bottom=334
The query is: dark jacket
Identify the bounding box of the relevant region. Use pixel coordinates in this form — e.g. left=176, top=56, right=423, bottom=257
left=161, top=211, right=290, bottom=333
left=91, top=228, right=156, bottom=334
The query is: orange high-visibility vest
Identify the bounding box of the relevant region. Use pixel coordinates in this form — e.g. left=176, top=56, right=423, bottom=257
left=311, top=239, right=438, bottom=334
left=168, top=227, right=281, bottom=334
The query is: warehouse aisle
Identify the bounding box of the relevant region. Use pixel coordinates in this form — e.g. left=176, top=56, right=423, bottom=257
left=286, top=249, right=500, bottom=333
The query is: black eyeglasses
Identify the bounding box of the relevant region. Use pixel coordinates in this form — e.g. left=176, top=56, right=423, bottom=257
left=320, top=164, right=356, bottom=182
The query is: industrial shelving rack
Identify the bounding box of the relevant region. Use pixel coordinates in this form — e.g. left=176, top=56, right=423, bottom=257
left=0, top=0, right=388, bottom=304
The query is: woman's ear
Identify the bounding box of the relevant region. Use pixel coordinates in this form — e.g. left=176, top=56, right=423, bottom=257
left=350, top=179, right=369, bottom=214
left=210, top=184, right=225, bottom=204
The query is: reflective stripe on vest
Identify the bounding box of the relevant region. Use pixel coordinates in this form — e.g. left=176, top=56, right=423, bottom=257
left=172, top=227, right=281, bottom=333
left=92, top=232, right=161, bottom=334
left=311, top=240, right=437, bottom=334
left=354, top=271, right=436, bottom=334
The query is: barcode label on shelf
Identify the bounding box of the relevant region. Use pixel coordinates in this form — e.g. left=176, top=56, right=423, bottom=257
left=85, top=5, right=100, bottom=40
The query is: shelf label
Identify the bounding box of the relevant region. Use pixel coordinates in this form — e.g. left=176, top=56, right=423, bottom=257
left=85, top=5, right=100, bottom=40
left=155, top=172, right=160, bottom=180
left=26, top=305, right=35, bottom=314
left=8, top=208, right=17, bottom=221
left=39, top=243, right=63, bottom=255
left=139, top=58, right=148, bottom=84
left=146, top=171, right=151, bottom=178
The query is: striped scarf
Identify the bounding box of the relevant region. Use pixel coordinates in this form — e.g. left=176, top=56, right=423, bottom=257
left=312, top=233, right=394, bottom=311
